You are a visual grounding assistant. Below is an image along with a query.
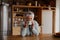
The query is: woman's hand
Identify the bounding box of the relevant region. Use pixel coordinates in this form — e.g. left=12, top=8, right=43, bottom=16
left=24, top=22, right=27, bottom=28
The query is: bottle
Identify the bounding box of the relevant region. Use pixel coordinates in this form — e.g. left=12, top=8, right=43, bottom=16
left=14, top=21, right=17, bottom=27
left=39, top=4, right=41, bottom=7
left=35, top=1, right=38, bottom=6
left=48, top=5, right=51, bottom=10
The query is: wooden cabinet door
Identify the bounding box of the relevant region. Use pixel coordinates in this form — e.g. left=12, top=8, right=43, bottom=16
left=42, top=10, right=53, bottom=34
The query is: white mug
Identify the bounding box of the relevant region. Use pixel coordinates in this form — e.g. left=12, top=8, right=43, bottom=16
left=28, top=21, right=32, bottom=25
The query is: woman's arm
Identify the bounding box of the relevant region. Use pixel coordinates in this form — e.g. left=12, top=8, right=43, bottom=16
left=32, top=20, right=40, bottom=36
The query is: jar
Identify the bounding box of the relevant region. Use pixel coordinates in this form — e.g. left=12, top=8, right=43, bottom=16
left=28, top=3, right=31, bottom=6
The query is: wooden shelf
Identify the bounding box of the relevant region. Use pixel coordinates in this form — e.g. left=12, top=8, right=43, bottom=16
left=12, top=5, right=55, bottom=9
left=12, top=5, right=56, bottom=11
left=12, top=5, right=41, bottom=8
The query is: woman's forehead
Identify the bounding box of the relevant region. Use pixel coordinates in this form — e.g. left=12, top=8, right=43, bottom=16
left=26, top=16, right=32, bottom=17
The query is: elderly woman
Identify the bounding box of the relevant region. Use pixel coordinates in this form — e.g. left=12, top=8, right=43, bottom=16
left=20, top=11, right=40, bottom=37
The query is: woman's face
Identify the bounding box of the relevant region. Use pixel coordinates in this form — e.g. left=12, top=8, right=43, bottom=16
left=26, top=16, right=33, bottom=21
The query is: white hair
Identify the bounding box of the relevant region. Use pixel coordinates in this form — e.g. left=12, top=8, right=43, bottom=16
left=25, top=11, right=34, bottom=19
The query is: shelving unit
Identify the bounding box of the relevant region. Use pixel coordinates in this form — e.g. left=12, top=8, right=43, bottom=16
left=12, top=5, right=55, bottom=35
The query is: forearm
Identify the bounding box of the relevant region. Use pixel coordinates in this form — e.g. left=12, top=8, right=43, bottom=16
left=32, top=28, right=39, bottom=35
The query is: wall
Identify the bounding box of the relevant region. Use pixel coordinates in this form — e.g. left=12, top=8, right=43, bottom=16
left=55, top=0, right=60, bottom=32
left=59, top=1, right=60, bottom=32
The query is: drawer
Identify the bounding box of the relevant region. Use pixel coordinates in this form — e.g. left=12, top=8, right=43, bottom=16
left=12, top=27, right=21, bottom=35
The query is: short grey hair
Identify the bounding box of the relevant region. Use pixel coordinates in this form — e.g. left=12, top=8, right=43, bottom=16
left=25, top=11, right=34, bottom=19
